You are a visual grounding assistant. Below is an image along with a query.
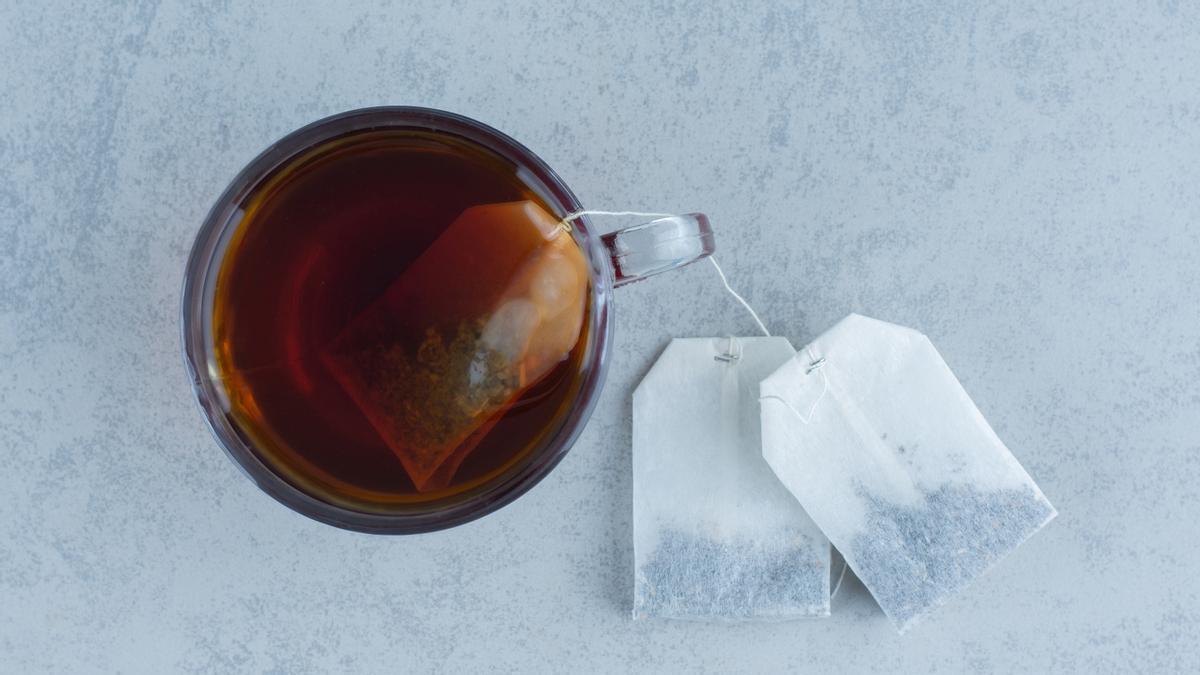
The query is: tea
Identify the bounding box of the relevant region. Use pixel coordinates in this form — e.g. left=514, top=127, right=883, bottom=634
left=212, top=129, right=592, bottom=511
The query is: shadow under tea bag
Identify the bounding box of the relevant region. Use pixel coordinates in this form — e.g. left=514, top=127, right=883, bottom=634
left=322, top=201, right=587, bottom=492
left=633, top=337, right=830, bottom=620
left=760, top=314, right=1057, bottom=633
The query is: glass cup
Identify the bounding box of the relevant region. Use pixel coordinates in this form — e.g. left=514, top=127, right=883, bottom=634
left=181, top=107, right=714, bottom=533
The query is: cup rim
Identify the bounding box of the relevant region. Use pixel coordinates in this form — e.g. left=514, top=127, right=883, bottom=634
left=180, top=106, right=612, bottom=534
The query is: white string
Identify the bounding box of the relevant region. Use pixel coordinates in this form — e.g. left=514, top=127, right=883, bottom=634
left=758, top=347, right=829, bottom=424
left=707, top=257, right=771, bottom=338
left=561, top=209, right=677, bottom=223
left=830, top=558, right=849, bottom=600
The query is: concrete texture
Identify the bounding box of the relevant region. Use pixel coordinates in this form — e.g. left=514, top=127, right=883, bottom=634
left=2, top=1, right=1199, bottom=672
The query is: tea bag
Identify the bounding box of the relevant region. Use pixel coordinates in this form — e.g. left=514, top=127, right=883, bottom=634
left=322, top=201, right=588, bottom=492
left=760, top=314, right=1057, bottom=632
left=633, top=337, right=831, bottom=620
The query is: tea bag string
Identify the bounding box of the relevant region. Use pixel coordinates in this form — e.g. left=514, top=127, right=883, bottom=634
left=706, top=257, right=771, bottom=338
left=560, top=210, right=771, bottom=337
left=561, top=209, right=678, bottom=225
left=758, top=351, right=829, bottom=425
left=831, top=555, right=849, bottom=600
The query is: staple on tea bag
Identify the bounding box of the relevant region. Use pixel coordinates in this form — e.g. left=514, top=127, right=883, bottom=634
left=633, top=336, right=831, bottom=620
left=321, top=201, right=588, bottom=492
left=760, top=314, right=1057, bottom=632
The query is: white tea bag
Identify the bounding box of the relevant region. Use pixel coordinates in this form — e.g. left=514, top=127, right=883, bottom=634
left=633, top=337, right=830, bottom=620
left=760, top=314, right=1057, bottom=633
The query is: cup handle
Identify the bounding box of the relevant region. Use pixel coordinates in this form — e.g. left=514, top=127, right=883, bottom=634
left=598, top=213, right=715, bottom=287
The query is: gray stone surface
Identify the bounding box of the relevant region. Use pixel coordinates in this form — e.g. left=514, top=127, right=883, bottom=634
left=2, top=1, right=1198, bottom=672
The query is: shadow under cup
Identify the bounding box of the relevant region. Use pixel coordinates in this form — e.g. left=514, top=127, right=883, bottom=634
left=181, top=107, right=614, bottom=534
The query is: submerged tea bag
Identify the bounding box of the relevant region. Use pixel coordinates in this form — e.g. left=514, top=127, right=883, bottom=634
left=322, top=201, right=588, bottom=491
left=760, top=314, right=1057, bottom=632
left=633, top=337, right=830, bottom=620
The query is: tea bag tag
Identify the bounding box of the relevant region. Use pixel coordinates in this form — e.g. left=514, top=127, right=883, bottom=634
left=760, top=314, right=1057, bottom=632
left=632, top=336, right=831, bottom=620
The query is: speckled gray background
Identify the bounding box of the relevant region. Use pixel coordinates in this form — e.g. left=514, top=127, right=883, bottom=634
left=2, top=1, right=1198, bottom=673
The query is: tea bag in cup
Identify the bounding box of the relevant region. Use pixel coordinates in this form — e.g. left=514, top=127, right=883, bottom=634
left=322, top=201, right=588, bottom=492
left=633, top=336, right=831, bottom=620
left=760, top=314, right=1057, bottom=632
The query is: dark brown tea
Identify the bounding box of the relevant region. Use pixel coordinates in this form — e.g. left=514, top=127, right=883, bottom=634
left=212, top=128, right=592, bottom=512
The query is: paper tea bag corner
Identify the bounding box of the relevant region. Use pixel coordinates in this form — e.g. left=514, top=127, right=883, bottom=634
left=633, top=337, right=831, bottom=621
left=322, top=201, right=588, bottom=492
left=760, top=314, right=1056, bottom=633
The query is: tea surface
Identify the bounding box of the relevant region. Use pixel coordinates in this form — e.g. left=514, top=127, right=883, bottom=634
left=212, top=129, right=591, bottom=510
